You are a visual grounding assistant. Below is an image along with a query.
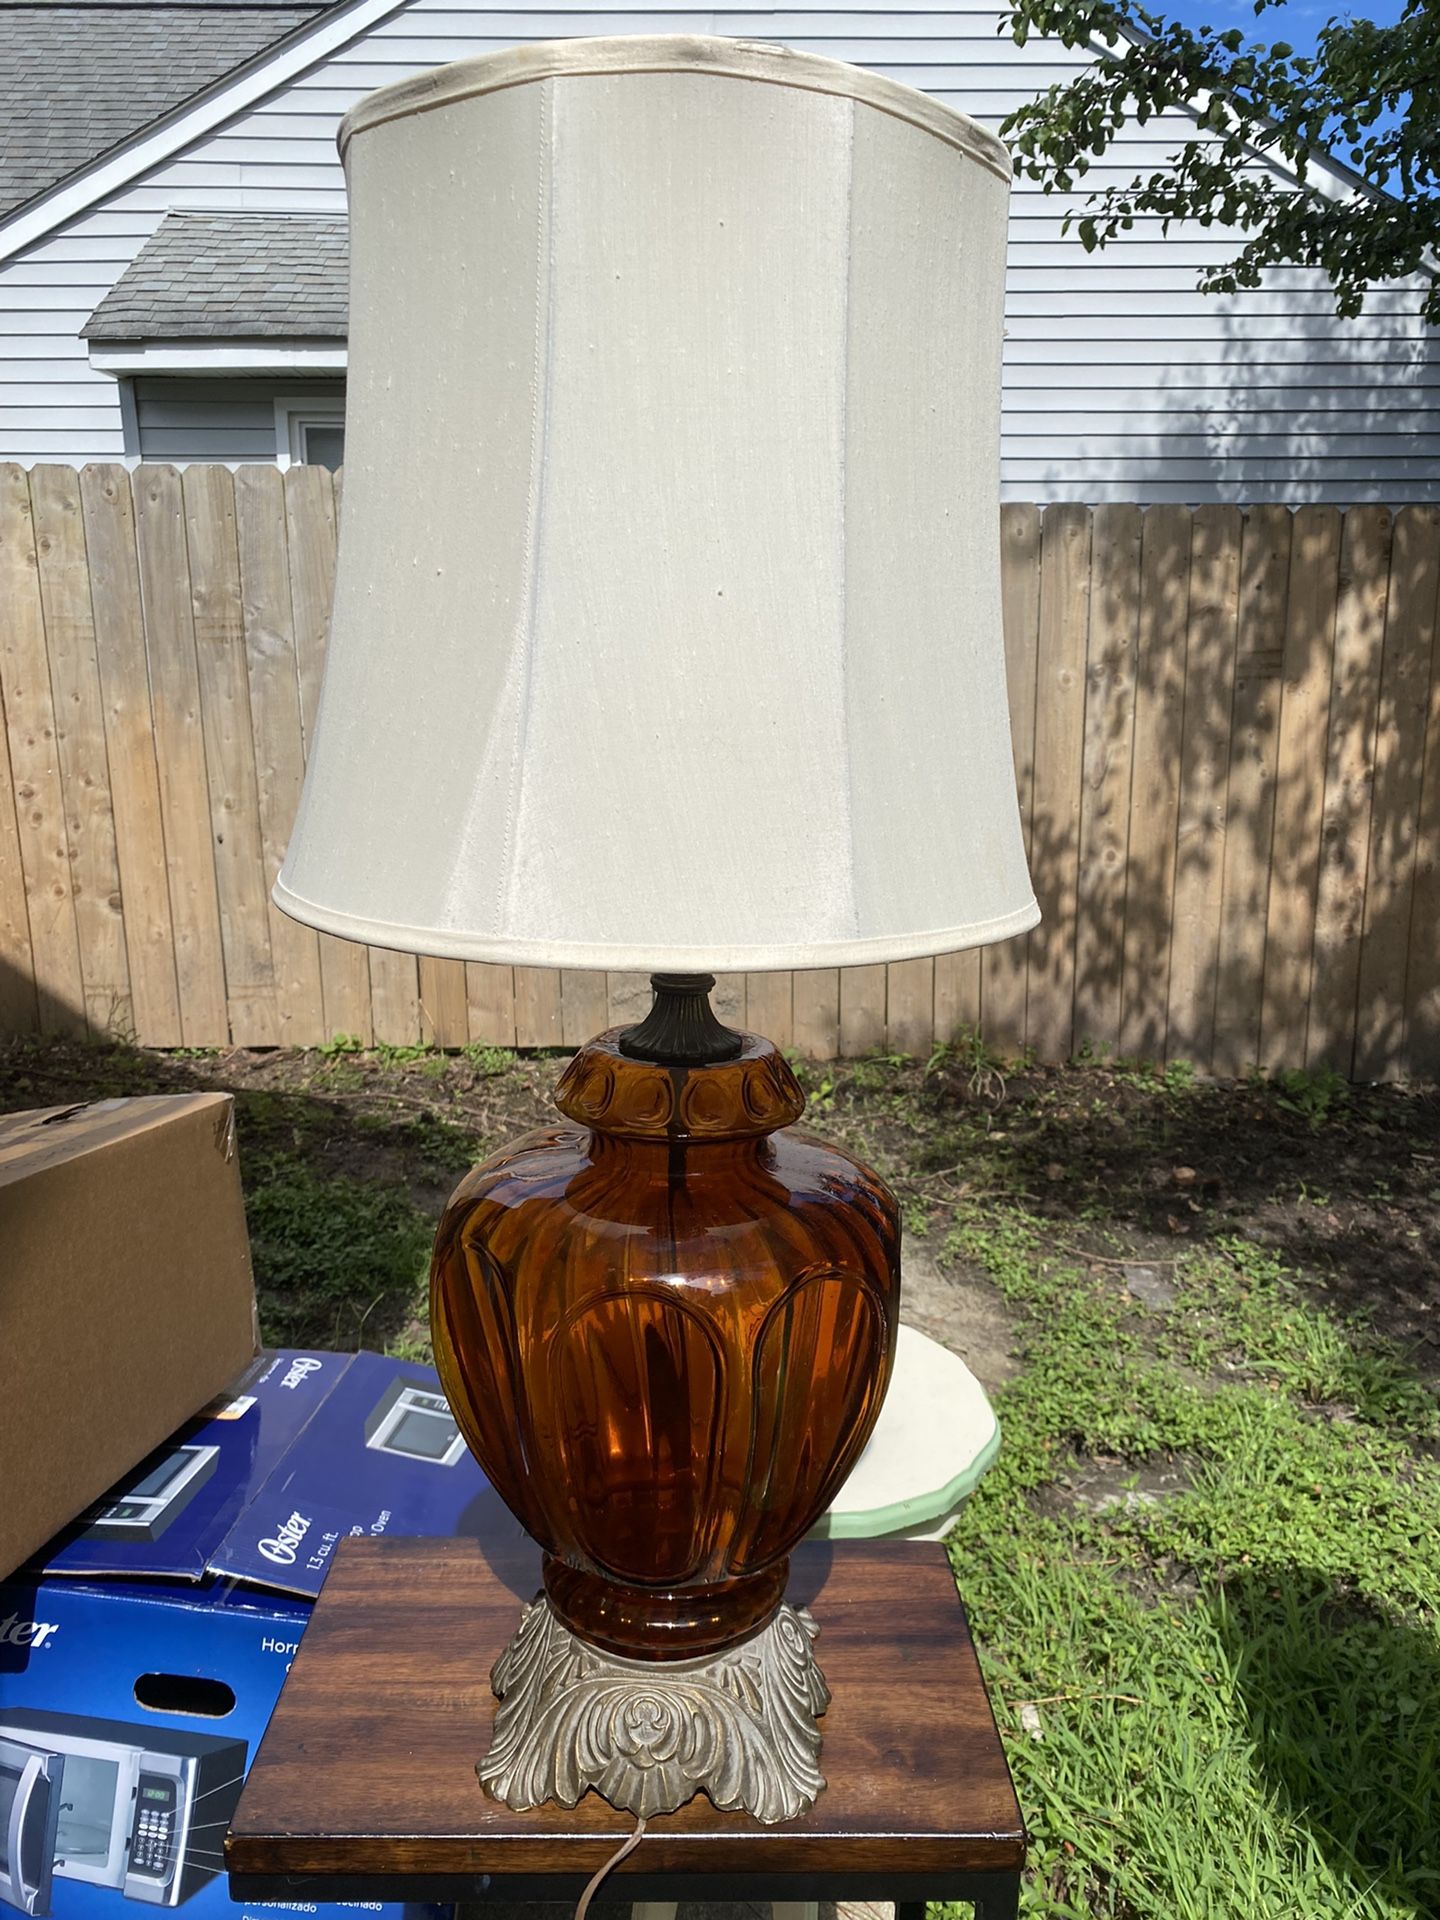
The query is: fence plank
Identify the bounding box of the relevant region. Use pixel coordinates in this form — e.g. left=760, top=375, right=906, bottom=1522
left=1073, top=503, right=1141, bottom=1058
left=839, top=963, right=886, bottom=1056
left=184, top=465, right=278, bottom=1045
left=712, top=973, right=746, bottom=1029
left=0, top=465, right=87, bottom=1034
left=1166, top=504, right=1242, bottom=1067
left=1355, top=506, right=1440, bottom=1080
left=288, top=465, right=336, bottom=754
left=132, top=464, right=229, bottom=1045
left=466, top=963, right=515, bottom=1047
left=79, top=465, right=181, bottom=1044
left=514, top=965, right=563, bottom=1047
left=792, top=967, right=840, bottom=1058
left=746, top=970, right=793, bottom=1051
left=1211, top=506, right=1292, bottom=1078
left=1403, top=581, right=1440, bottom=1081
left=233, top=465, right=327, bottom=1046
left=419, top=954, right=471, bottom=1048
left=30, top=465, right=132, bottom=1039
left=285, top=464, right=372, bottom=1044
left=982, top=503, right=1041, bottom=1056
left=558, top=969, right=608, bottom=1048
left=1119, top=505, right=1192, bottom=1062
left=369, top=949, right=423, bottom=1045
left=5, top=482, right=1436, bottom=1080
left=1307, top=507, right=1391, bottom=1073
left=606, top=971, right=652, bottom=1033
left=0, top=663, right=36, bottom=1033
left=886, top=958, right=933, bottom=1059
left=933, top=949, right=980, bottom=1046
left=1026, top=503, right=1091, bottom=1062
left=1259, top=505, right=1342, bottom=1073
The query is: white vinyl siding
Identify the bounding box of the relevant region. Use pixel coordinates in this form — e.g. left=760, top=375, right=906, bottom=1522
left=0, top=208, right=159, bottom=461
left=1, top=0, right=1435, bottom=496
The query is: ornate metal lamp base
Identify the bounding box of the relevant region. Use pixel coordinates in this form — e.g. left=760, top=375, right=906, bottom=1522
left=477, top=1594, right=830, bottom=1822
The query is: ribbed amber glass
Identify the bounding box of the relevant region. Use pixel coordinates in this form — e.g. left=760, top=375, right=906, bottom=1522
left=430, top=1026, right=900, bottom=1659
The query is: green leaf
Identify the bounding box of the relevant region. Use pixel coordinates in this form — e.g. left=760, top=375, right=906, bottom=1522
left=995, top=0, right=1438, bottom=325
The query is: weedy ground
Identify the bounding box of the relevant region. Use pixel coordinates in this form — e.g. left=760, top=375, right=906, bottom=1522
left=3, top=1031, right=1439, bottom=1919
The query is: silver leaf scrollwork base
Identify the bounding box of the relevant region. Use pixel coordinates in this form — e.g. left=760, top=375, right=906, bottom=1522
left=476, top=1595, right=830, bottom=1822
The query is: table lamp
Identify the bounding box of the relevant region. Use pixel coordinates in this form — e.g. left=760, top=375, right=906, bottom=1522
left=275, top=35, right=1036, bottom=1826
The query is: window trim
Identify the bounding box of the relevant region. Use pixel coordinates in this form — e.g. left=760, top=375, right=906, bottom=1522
left=274, top=390, right=347, bottom=470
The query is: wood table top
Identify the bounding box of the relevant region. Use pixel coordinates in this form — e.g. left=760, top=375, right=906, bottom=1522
left=226, top=1534, right=1024, bottom=1900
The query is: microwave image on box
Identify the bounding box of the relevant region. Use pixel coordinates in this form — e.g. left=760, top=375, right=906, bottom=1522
left=363, top=1380, right=465, bottom=1466
left=0, top=1709, right=247, bottom=1916
left=80, top=1448, right=219, bottom=1543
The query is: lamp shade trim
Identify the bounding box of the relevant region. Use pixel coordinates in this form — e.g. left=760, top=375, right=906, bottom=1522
left=336, top=34, right=1012, bottom=185
left=269, top=875, right=1040, bottom=972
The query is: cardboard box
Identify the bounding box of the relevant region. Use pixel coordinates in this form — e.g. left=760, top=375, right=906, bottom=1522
left=0, top=1095, right=259, bottom=1581
left=0, top=1578, right=444, bottom=1920
left=0, top=1576, right=314, bottom=1920
left=0, top=1347, right=486, bottom=1920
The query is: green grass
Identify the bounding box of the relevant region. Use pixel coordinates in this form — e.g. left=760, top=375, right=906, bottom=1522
left=463, top=1042, right=516, bottom=1077
left=219, top=1065, right=493, bottom=1356
left=939, top=1199, right=1440, bottom=1919
left=1268, top=1064, right=1352, bottom=1132
left=3, top=1030, right=1435, bottom=1915
left=243, top=1148, right=434, bottom=1352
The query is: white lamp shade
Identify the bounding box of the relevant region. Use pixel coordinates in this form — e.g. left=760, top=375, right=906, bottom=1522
left=275, top=37, right=1039, bottom=973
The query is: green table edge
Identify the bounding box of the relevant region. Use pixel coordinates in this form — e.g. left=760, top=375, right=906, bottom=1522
left=813, top=1413, right=1003, bottom=1541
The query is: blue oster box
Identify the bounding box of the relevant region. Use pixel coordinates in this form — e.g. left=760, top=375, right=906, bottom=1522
left=0, top=1348, right=506, bottom=1920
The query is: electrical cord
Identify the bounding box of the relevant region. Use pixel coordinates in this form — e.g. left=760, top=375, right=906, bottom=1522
left=572, top=1812, right=649, bottom=1920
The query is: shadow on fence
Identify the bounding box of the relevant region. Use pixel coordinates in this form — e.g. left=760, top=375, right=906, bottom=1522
left=0, top=471, right=1436, bottom=1076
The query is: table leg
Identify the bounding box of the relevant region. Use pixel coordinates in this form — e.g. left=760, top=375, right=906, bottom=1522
left=897, top=1888, right=1019, bottom=1920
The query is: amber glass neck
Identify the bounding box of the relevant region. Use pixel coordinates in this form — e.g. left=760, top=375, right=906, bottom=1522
left=555, top=1024, right=805, bottom=1144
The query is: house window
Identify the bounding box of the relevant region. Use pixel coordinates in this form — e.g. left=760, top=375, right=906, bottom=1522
left=275, top=392, right=346, bottom=469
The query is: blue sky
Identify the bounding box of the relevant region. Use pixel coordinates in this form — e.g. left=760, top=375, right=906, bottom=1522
left=1162, top=0, right=1414, bottom=183
left=1166, top=0, right=1408, bottom=58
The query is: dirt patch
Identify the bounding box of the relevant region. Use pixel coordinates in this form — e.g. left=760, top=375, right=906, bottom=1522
left=1121, top=1263, right=1180, bottom=1310
left=900, top=1241, right=1022, bottom=1391
left=1031, top=1453, right=1195, bottom=1524
left=2, top=1036, right=1435, bottom=1379
left=901, top=1057, right=1440, bottom=1378
left=1063, top=1455, right=1195, bottom=1515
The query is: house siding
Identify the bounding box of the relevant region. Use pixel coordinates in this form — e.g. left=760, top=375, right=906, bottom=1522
left=1, top=0, right=1435, bottom=496
left=128, top=373, right=344, bottom=458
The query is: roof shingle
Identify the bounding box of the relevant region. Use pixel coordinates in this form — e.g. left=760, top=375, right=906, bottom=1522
left=0, top=3, right=328, bottom=222
left=82, top=210, right=348, bottom=338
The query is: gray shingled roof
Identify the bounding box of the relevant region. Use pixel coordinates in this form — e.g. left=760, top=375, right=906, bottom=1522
left=82, top=211, right=347, bottom=338
left=0, top=3, right=329, bottom=224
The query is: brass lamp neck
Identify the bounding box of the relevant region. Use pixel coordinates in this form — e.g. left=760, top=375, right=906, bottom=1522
left=619, top=972, right=745, bottom=1065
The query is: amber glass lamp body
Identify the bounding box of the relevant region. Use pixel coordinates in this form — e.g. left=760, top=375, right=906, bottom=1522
left=431, top=1020, right=900, bottom=1661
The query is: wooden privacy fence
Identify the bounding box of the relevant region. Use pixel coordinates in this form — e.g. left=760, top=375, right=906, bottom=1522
left=1, top=466, right=1437, bottom=1079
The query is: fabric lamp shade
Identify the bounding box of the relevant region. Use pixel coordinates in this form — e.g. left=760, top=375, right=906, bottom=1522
left=275, top=36, right=1039, bottom=973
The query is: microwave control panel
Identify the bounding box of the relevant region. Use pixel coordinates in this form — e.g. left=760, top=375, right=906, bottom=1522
left=130, top=1775, right=178, bottom=1877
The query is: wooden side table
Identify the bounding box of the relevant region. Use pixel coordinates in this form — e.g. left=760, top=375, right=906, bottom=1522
left=226, top=1534, right=1025, bottom=1920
